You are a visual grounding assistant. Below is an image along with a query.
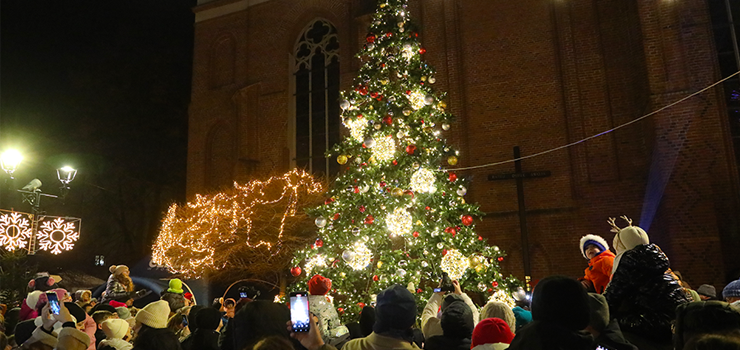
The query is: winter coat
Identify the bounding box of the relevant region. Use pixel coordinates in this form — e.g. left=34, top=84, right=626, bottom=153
left=101, top=275, right=137, bottom=304
left=420, top=293, right=479, bottom=339
left=308, top=295, right=350, bottom=346
left=98, top=338, right=134, bottom=350
left=342, top=332, right=419, bottom=350
left=604, top=243, right=691, bottom=344
left=181, top=329, right=218, bottom=350
left=424, top=301, right=474, bottom=350
left=82, top=314, right=97, bottom=350
left=507, top=320, right=594, bottom=350
left=19, top=300, right=38, bottom=321
left=593, top=319, right=638, bottom=350
left=582, top=250, right=615, bottom=294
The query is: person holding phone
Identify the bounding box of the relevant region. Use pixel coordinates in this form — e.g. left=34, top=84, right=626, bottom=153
left=307, top=275, right=350, bottom=346
left=421, top=278, right=479, bottom=339
left=22, top=302, right=91, bottom=350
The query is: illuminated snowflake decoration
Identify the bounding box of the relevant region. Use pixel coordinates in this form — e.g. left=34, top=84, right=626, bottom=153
left=410, top=168, right=436, bottom=193
left=305, top=254, right=327, bottom=274
left=37, top=217, right=79, bottom=255
left=372, top=136, right=396, bottom=162
left=407, top=91, right=427, bottom=110
left=0, top=212, right=33, bottom=251
left=343, top=117, right=368, bottom=143
left=347, top=242, right=372, bottom=270
left=441, top=249, right=469, bottom=280
left=386, top=207, right=412, bottom=236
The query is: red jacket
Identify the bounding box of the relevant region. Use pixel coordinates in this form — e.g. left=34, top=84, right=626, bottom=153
left=583, top=250, right=615, bottom=294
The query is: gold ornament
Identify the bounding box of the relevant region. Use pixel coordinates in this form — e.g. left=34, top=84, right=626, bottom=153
left=392, top=188, right=404, bottom=197
left=447, top=155, right=459, bottom=166
left=439, top=101, right=448, bottom=109
left=337, top=155, right=348, bottom=165
left=377, top=261, right=383, bottom=268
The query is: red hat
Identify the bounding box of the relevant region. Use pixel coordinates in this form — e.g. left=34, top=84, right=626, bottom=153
left=109, top=300, right=127, bottom=308
left=471, top=317, right=514, bottom=347
left=308, top=275, right=332, bottom=296
left=184, top=292, right=193, bottom=301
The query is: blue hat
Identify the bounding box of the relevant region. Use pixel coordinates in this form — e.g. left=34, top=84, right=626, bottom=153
left=723, top=279, right=740, bottom=299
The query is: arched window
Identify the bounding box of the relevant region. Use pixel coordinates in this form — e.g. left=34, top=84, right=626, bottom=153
left=293, top=19, right=340, bottom=177
left=206, top=122, right=234, bottom=190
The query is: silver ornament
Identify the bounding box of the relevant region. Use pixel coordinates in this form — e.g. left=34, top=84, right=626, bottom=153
left=342, top=250, right=355, bottom=262
left=364, top=137, right=376, bottom=148
left=424, top=95, right=434, bottom=105
left=367, top=43, right=375, bottom=50
left=374, top=123, right=382, bottom=130
left=355, top=157, right=362, bottom=164
left=428, top=76, right=436, bottom=84
left=442, top=123, right=450, bottom=131
left=437, top=243, right=444, bottom=249
left=396, top=268, right=406, bottom=277
left=457, top=187, right=467, bottom=196
left=339, top=100, right=350, bottom=110
left=315, top=216, right=327, bottom=228
left=421, top=261, right=428, bottom=268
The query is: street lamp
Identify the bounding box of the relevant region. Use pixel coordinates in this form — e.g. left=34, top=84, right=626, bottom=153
left=1, top=150, right=23, bottom=179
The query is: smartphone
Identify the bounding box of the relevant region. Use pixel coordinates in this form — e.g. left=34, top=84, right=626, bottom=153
left=289, top=292, right=310, bottom=332
left=596, top=344, right=616, bottom=350
left=240, top=292, right=248, bottom=299
left=47, top=292, right=61, bottom=315
left=433, top=288, right=442, bottom=293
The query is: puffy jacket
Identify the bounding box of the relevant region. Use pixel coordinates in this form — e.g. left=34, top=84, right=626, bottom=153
left=582, top=250, right=615, bottom=294
left=308, top=295, right=350, bottom=346
left=604, top=244, right=691, bottom=343
left=100, top=275, right=138, bottom=304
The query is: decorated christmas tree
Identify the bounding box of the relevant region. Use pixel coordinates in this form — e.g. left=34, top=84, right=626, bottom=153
left=290, top=0, right=518, bottom=319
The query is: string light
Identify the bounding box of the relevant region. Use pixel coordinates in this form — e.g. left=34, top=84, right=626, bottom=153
left=343, top=118, right=368, bottom=143
left=0, top=211, right=33, bottom=251
left=304, top=254, right=327, bottom=274
left=410, top=168, right=436, bottom=193
left=441, top=249, right=469, bottom=280
left=386, top=207, right=412, bottom=236
left=37, top=217, right=79, bottom=255
left=372, top=135, right=396, bottom=162
left=152, top=169, right=324, bottom=278
left=407, top=91, right=427, bottom=110
left=489, top=289, right=516, bottom=308
left=347, top=241, right=372, bottom=270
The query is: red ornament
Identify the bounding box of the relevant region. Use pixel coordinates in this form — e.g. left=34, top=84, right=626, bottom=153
left=290, top=266, right=302, bottom=277
left=444, top=227, right=456, bottom=235
left=373, top=275, right=379, bottom=281
left=462, top=215, right=474, bottom=226
left=487, top=288, right=493, bottom=293
left=497, top=257, right=504, bottom=262
left=316, top=239, right=324, bottom=247
left=377, top=95, right=383, bottom=101
left=442, top=249, right=448, bottom=256
left=412, top=231, right=419, bottom=238
left=383, top=116, right=393, bottom=125
left=365, top=215, right=374, bottom=224
left=406, top=144, right=417, bottom=155
left=448, top=172, right=457, bottom=182
left=357, top=302, right=366, bottom=308
left=478, top=236, right=483, bottom=241
left=492, top=281, right=499, bottom=288
left=405, top=90, right=412, bottom=95
left=366, top=34, right=376, bottom=43
left=370, top=92, right=378, bottom=98
left=353, top=186, right=360, bottom=193
left=324, top=198, right=334, bottom=205
left=425, top=206, right=431, bottom=210
left=333, top=213, right=340, bottom=220
left=416, top=288, right=423, bottom=293
left=392, top=160, right=398, bottom=165
left=380, top=181, right=387, bottom=187
left=386, top=32, right=393, bottom=37
left=419, top=48, right=427, bottom=54
left=404, top=190, right=415, bottom=198
left=338, top=307, right=345, bottom=314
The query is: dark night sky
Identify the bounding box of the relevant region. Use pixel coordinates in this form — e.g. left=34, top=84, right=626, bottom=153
left=1, top=0, right=197, bottom=273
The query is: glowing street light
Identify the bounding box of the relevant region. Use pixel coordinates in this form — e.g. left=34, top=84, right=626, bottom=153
left=57, top=166, right=77, bottom=187
left=0, top=150, right=23, bottom=179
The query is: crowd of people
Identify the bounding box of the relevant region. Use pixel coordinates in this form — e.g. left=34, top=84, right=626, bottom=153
left=1, top=219, right=739, bottom=350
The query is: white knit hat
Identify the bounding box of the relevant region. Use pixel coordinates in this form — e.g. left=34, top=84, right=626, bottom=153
left=613, top=226, right=649, bottom=255
left=26, top=290, right=43, bottom=309
left=102, top=318, right=130, bottom=339
left=579, top=234, right=610, bottom=259
left=109, top=265, right=129, bottom=276
left=134, top=300, right=170, bottom=329
left=56, top=327, right=91, bottom=350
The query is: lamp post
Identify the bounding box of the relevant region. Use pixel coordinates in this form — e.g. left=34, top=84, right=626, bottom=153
left=0, top=149, right=79, bottom=254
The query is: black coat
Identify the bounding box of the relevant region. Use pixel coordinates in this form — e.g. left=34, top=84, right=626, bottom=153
left=507, top=320, right=594, bottom=350
left=604, top=244, right=691, bottom=343
left=425, top=301, right=473, bottom=350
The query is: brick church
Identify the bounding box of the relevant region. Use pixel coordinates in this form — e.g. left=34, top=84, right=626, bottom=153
left=185, top=0, right=740, bottom=289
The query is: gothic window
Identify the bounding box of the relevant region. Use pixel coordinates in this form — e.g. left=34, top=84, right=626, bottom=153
left=206, top=122, right=234, bottom=190
left=294, top=19, right=340, bottom=177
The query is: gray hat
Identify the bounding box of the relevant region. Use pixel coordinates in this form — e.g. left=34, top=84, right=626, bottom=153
left=697, top=284, right=716, bottom=298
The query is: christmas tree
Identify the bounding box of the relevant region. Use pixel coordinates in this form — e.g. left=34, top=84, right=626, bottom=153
left=290, top=0, right=518, bottom=320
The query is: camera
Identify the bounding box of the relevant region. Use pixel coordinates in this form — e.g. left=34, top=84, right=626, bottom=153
left=438, top=272, right=455, bottom=293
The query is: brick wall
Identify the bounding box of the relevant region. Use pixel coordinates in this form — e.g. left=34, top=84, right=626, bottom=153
left=187, top=0, right=740, bottom=287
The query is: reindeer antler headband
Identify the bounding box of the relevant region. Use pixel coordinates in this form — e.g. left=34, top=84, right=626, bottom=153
left=607, top=215, right=633, bottom=233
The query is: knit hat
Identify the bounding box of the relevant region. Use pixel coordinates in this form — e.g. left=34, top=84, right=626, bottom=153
left=579, top=234, right=609, bottom=259
left=480, top=301, right=516, bottom=334
left=13, top=319, right=36, bottom=345
left=26, top=290, right=43, bottom=310
left=167, top=279, right=184, bottom=294
left=102, top=318, right=130, bottom=339
left=609, top=216, right=649, bottom=255
left=28, top=276, right=58, bottom=292
left=116, top=306, right=131, bottom=320
left=184, top=292, right=193, bottom=302
left=92, top=304, right=118, bottom=314
left=194, top=307, right=222, bottom=330
left=439, top=299, right=474, bottom=339
left=472, top=318, right=514, bottom=347
left=134, top=300, right=170, bottom=329
left=373, top=284, right=417, bottom=334
left=109, top=300, right=127, bottom=308
left=34, top=289, right=69, bottom=310
left=308, top=275, right=332, bottom=296
left=65, top=302, right=87, bottom=325
left=696, top=284, right=717, bottom=298
left=723, top=279, right=740, bottom=299
left=56, top=327, right=91, bottom=350
left=587, top=293, right=609, bottom=331
left=108, top=265, right=129, bottom=276
left=441, top=294, right=464, bottom=311
left=531, top=275, right=590, bottom=331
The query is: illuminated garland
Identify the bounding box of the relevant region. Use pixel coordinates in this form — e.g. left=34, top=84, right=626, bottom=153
left=152, top=169, right=324, bottom=278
